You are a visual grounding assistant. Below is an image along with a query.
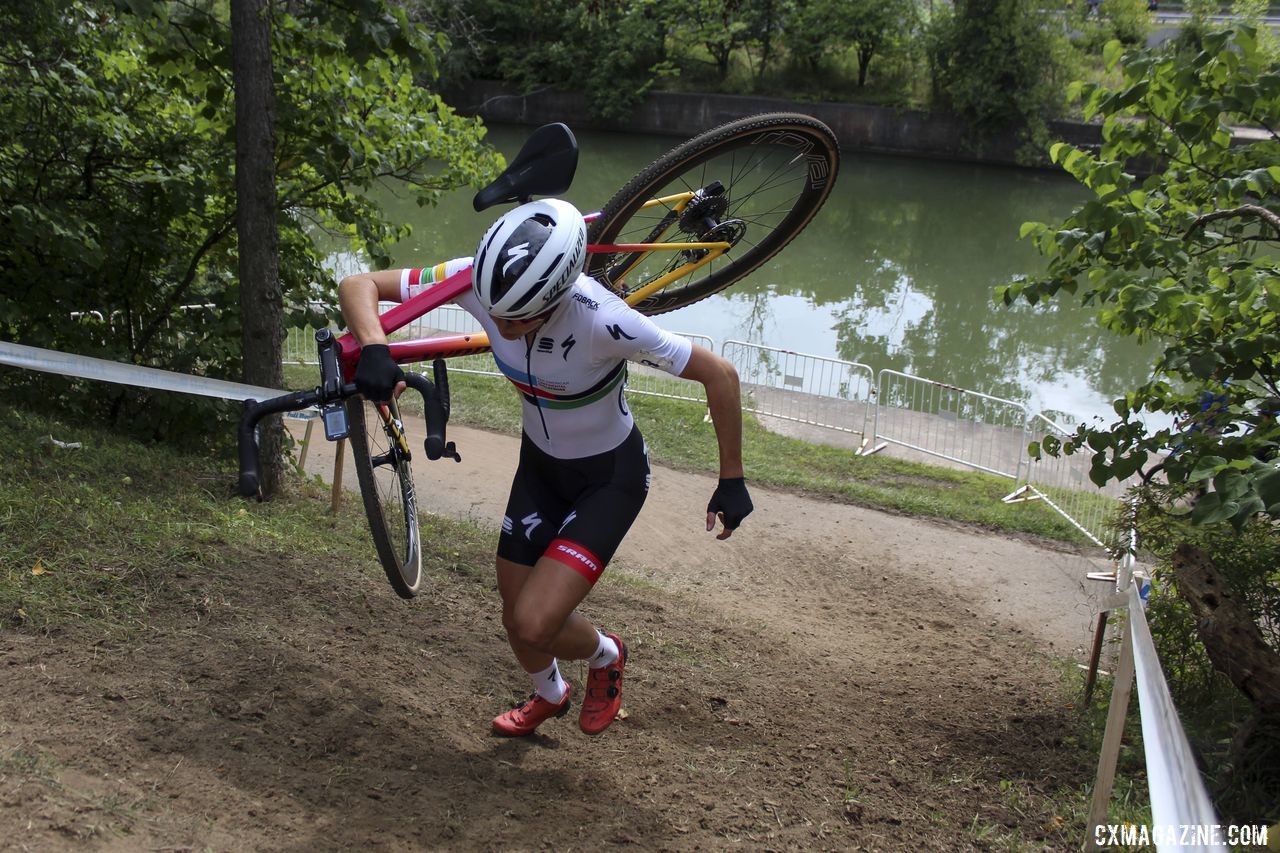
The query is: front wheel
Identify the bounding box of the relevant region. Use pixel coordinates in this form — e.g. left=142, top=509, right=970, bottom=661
left=586, top=113, right=839, bottom=316
left=346, top=396, right=423, bottom=599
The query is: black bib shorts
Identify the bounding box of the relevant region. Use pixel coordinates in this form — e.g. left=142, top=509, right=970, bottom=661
left=497, top=425, right=650, bottom=584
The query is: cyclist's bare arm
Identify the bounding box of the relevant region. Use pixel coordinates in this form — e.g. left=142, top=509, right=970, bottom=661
left=679, top=345, right=744, bottom=480
left=679, top=346, right=749, bottom=539
left=338, top=270, right=411, bottom=399
left=337, top=270, right=406, bottom=347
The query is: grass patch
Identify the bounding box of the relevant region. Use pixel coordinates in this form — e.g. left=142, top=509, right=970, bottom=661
left=0, top=400, right=493, bottom=635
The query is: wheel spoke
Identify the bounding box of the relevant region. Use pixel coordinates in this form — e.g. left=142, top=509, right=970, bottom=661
left=347, top=396, right=422, bottom=598
left=587, top=115, right=838, bottom=315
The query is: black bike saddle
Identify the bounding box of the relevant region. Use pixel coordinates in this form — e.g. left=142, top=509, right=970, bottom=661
left=472, top=122, right=579, bottom=212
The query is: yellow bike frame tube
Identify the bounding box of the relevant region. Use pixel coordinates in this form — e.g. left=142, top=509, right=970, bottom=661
left=378, top=404, right=413, bottom=456
left=622, top=244, right=730, bottom=305
left=641, top=190, right=697, bottom=212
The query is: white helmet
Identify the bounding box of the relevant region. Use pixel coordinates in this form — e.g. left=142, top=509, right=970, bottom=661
left=472, top=198, right=587, bottom=320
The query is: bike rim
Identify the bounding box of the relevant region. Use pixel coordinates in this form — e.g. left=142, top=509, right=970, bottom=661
left=593, top=127, right=834, bottom=308
left=360, top=400, right=421, bottom=583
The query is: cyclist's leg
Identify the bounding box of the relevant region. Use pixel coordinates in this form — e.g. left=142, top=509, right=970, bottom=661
left=502, top=426, right=650, bottom=659
left=496, top=555, right=597, bottom=670
left=504, top=557, right=600, bottom=659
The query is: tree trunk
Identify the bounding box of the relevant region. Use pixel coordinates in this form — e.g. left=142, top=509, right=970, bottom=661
left=1172, top=543, right=1280, bottom=714
left=856, top=44, right=874, bottom=88
left=1173, top=542, right=1280, bottom=803
left=231, top=0, right=285, bottom=497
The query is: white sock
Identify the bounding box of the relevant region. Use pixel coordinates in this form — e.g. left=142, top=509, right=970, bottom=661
left=530, top=660, right=567, bottom=703
left=589, top=632, right=619, bottom=668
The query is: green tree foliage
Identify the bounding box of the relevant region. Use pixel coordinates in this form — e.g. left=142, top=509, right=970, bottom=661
left=669, top=0, right=763, bottom=80
left=1232, top=0, right=1280, bottom=60
left=1102, top=0, right=1151, bottom=47
left=1176, top=0, right=1226, bottom=51
left=437, top=0, right=674, bottom=120
left=1003, top=28, right=1280, bottom=814
left=784, top=0, right=917, bottom=87
left=1000, top=27, right=1280, bottom=529
left=929, top=0, right=1071, bottom=149
left=0, top=0, right=501, bottom=442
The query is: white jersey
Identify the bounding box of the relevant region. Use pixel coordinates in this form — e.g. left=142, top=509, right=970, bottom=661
left=401, top=259, right=693, bottom=458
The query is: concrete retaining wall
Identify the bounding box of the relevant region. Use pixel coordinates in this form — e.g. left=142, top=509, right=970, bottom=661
left=443, top=80, right=1104, bottom=171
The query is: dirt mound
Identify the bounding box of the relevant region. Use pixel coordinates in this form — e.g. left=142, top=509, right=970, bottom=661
left=0, top=425, right=1100, bottom=850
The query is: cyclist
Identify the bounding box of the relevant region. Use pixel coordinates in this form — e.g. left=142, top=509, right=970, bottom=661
left=337, top=198, right=753, bottom=737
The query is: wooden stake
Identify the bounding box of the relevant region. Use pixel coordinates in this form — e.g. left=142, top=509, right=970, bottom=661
left=1085, top=617, right=1136, bottom=851
left=297, top=417, right=316, bottom=471
left=1082, top=610, right=1110, bottom=706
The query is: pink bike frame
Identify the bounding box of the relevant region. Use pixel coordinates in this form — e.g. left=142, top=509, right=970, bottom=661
left=333, top=210, right=625, bottom=379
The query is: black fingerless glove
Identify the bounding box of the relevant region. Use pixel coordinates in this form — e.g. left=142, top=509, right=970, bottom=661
left=354, top=344, right=404, bottom=402
left=707, top=477, right=754, bottom=531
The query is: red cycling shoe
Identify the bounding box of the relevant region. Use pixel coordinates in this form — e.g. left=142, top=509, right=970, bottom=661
left=492, top=684, right=572, bottom=737
left=580, top=634, right=627, bottom=735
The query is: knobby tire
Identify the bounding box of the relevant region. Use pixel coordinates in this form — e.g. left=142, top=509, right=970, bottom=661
left=346, top=396, right=423, bottom=599
left=587, top=113, right=840, bottom=316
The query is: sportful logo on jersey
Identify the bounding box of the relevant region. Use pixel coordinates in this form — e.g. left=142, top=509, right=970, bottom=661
left=606, top=324, right=636, bottom=341
left=537, top=337, right=554, bottom=354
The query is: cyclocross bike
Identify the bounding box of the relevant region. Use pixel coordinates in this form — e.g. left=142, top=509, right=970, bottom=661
left=237, top=112, right=840, bottom=599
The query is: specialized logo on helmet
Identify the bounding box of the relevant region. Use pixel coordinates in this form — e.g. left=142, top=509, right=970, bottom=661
left=539, top=226, right=585, bottom=305
left=503, top=242, right=530, bottom=277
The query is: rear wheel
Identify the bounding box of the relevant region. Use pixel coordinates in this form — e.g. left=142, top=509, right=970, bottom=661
left=586, top=113, right=839, bottom=316
left=346, top=396, right=422, bottom=599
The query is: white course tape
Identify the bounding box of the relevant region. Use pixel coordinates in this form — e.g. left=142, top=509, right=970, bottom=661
left=0, top=341, right=286, bottom=403
left=1127, top=582, right=1223, bottom=845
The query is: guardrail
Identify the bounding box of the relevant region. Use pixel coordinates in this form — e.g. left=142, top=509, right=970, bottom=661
left=1004, top=414, right=1146, bottom=549
left=710, top=341, right=1119, bottom=545
left=867, top=369, right=1031, bottom=480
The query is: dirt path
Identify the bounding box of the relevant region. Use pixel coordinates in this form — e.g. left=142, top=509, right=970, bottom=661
left=302, top=421, right=1109, bottom=660
left=0, top=422, right=1106, bottom=851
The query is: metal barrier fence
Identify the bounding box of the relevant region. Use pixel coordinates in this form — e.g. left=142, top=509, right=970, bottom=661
left=1003, top=413, right=1139, bottom=549
left=721, top=340, right=875, bottom=443
left=67, top=303, right=223, bottom=356
left=868, top=369, right=1032, bottom=481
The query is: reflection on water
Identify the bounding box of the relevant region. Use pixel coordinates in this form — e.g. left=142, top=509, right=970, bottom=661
left=356, top=123, right=1155, bottom=424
